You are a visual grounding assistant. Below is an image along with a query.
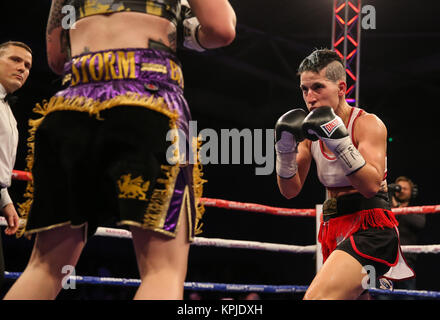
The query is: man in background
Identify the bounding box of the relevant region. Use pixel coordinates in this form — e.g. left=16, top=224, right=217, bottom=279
left=0, top=40, right=32, bottom=287
left=390, top=176, right=425, bottom=295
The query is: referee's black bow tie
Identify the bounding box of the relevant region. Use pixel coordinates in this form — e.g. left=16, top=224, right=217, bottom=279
left=3, top=94, right=18, bottom=106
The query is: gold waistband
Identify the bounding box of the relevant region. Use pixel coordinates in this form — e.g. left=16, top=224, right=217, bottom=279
left=61, top=49, right=183, bottom=88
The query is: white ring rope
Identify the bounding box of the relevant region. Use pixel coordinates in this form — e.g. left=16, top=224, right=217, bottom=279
left=193, top=237, right=316, bottom=254
left=1, top=217, right=439, bottom=255
left=402, top=245, right=440, bottom=254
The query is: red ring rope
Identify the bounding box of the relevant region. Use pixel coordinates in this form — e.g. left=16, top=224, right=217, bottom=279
left=11, top=170, right=439, bottom=216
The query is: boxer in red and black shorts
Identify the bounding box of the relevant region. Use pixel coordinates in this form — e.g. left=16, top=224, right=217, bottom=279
left=275, top=49, right=413, bottom=300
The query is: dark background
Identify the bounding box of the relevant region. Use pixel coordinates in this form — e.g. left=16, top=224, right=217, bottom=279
left=1, top=0, right=439, bottom=299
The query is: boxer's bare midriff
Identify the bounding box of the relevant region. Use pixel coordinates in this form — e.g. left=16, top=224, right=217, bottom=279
left=69, top=12, right=176, bottom=56
left=327, top=180, right=388, bottom=198
left=327, top=186, right=359, bottom=198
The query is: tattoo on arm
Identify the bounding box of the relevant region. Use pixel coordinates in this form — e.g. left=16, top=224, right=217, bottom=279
left=168, top=31, right=177, bottom=51
left=47, top=0, right=70, bottom=59
left=47, top=0, right=68, bottom=35
left=61, top=29, right=71, bottom=59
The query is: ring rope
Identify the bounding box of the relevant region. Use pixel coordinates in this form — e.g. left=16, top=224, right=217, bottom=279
left=201, top=197, right=316, bottom=217
left=368, top=288, right=440, bottom=299
left=192, top=237, right=316, bottom=254
left=401, top=244, right=440, bottom=254
left=1, top=217, right=439, bottom=254
left=11, top=170, right=32, bottom=181
left=11, top=170, right=440, bottom=216
left=391, top=205, right=440, bottom=215
left=4, top=271, right=440, bottom=298
left=0, top=217, right=315, bottom=254
left=202, top=198, right=440, bottom=216
left=7, top=170, right=440, bottom=298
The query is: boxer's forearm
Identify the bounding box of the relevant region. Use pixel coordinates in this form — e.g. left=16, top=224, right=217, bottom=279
left=197, top=24, right=235, bottom=49
left=188, top=0, right=236, bottom=49
left=46, top=0, right=70, bottom=75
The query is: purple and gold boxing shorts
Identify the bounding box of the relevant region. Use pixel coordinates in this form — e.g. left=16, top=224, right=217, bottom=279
left=17, top=48, right=205, bottom=241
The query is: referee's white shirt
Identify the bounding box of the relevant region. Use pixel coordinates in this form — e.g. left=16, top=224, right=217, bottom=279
left=0, top=83, right=18, bottom=208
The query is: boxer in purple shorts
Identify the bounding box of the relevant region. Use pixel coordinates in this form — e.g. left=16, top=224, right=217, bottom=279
left=21, top=48, right=201, bottom=240
left=5, top=0, right=236, bottom=300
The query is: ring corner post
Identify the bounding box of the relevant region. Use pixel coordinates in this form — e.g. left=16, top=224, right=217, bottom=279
left=315, top=204, right=323, bottom=274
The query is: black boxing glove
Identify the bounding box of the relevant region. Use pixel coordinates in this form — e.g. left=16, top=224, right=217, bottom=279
left=302, top=106, right=366, bottom=175
left=274, top=108, right=307, bottom=178
left=179, top=0, right=205, bottom=52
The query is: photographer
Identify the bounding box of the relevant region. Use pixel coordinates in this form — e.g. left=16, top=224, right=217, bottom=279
left=389, top=176, right=426, bottom=294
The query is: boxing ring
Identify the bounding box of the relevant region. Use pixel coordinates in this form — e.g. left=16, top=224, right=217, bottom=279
left=2, top=170, right=440, bottom=299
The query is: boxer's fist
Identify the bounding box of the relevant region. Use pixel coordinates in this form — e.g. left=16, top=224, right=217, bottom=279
left=302, top=106, right=366, bottom=175
left=274, top=108, right=307, bottom=178
left=275, top=108, right=307, bottom=153
left=302, top=106, right=348, bottom=143
left=179, top=0, right=205, bottom=52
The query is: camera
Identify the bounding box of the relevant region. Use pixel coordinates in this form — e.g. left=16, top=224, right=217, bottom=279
left=387, top=183, right=402, bottom=207
left=388, top=183, right=401, bottom=193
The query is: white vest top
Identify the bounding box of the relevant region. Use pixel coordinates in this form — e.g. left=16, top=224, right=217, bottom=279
left=310, top=107, right=386, bottom=188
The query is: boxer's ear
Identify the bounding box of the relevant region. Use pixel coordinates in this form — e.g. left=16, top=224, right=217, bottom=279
left=337, top=80, right=346, bottom=97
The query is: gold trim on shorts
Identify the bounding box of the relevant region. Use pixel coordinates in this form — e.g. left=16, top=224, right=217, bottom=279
left=16, top=93, right=179, bottom=238
left=23, top=221, right=88, bottom=242
left=192, top=136, right=206, bottom=236
left=117, top=185, right=191, bottom=240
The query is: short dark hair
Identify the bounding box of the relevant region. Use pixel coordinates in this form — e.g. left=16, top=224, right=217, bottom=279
left=297, top=48, right=345, bottom=82
left=0, top=41, right=32, bottom=56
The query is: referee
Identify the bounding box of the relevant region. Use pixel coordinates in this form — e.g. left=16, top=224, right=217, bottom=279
left=0, top=41, right=32, bottom=287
